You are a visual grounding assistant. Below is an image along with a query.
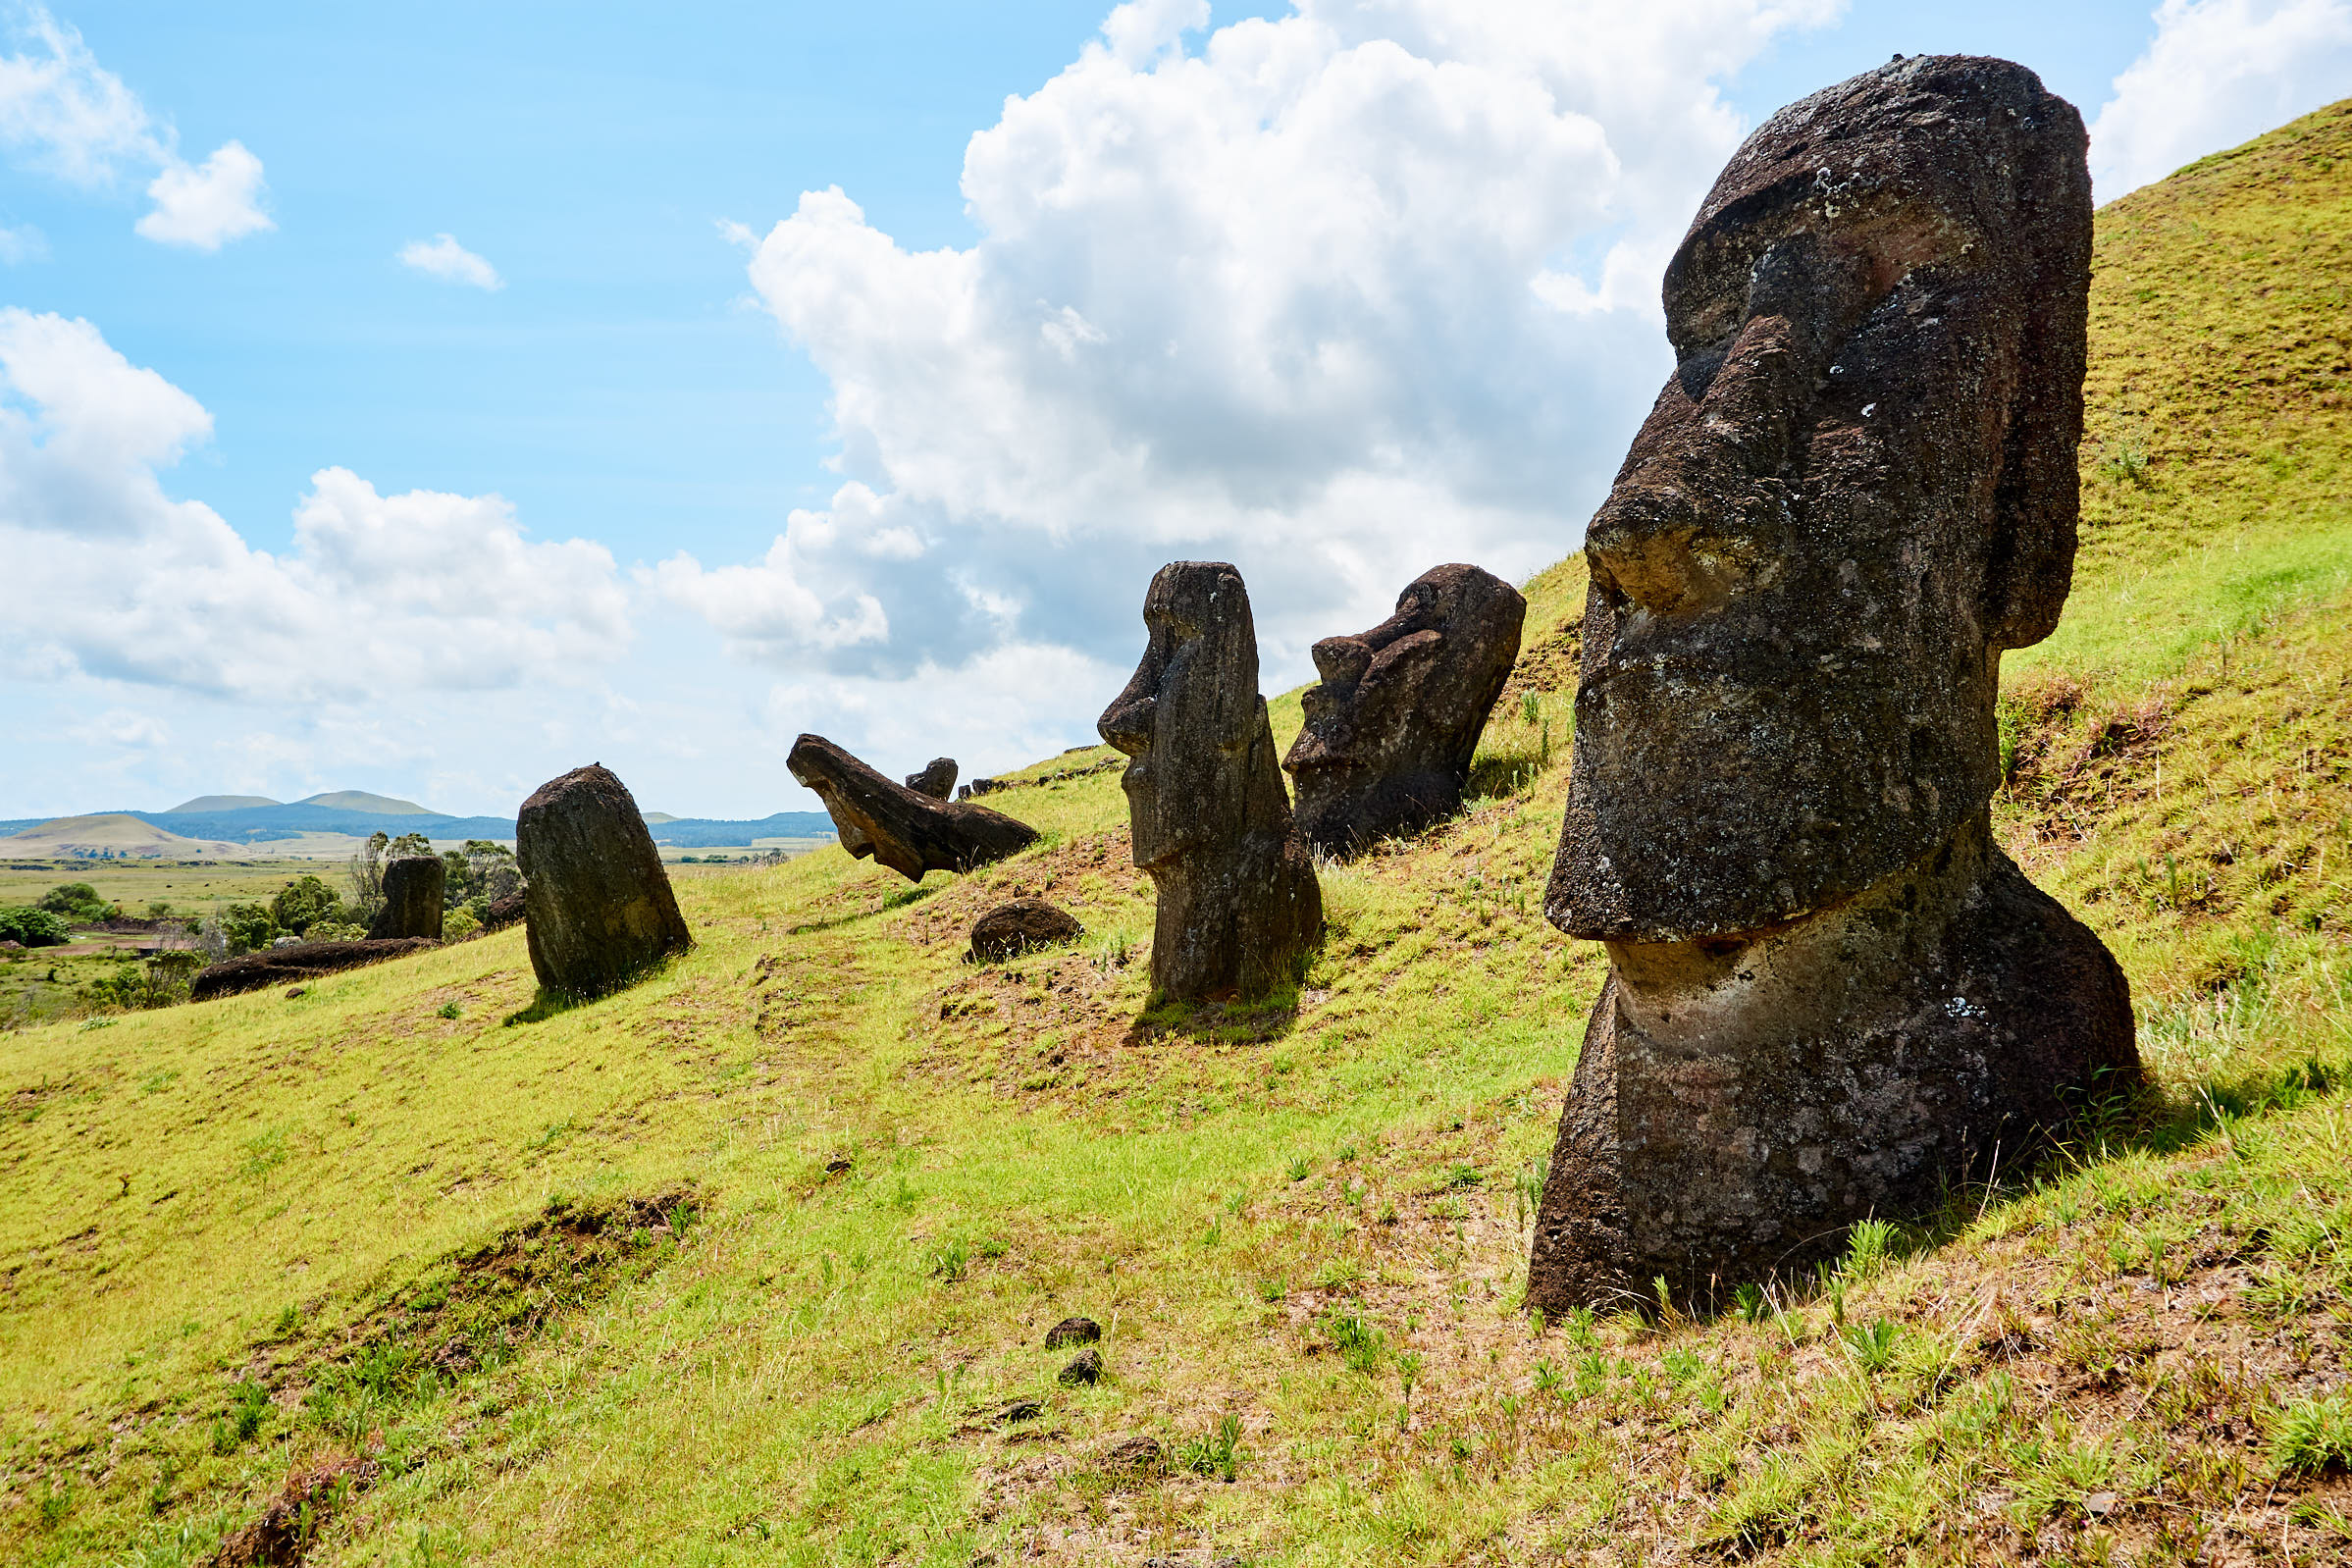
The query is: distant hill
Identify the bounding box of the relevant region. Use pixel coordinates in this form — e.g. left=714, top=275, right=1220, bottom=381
left=642, top=811, right=679, bottom=823
left=163, top=795, right=282, bottom=813
left=294, top=791, right=433, bottom=814
left=0, top=803, right=837, bottom=850
left=0, top=813, right=236, bottom=860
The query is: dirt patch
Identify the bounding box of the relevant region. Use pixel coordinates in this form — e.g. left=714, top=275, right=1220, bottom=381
left=207, top=1454, right=380, bottom=1567
left=1496, top=621, right=1582, bottom=712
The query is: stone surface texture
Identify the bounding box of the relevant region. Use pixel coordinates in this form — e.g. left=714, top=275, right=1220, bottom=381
left=1284, top=563, right=1527, bottom=856
left=969, top=899, right=1085, bottom=963
left=515, top=763, right=692, bottom=1000
left=368, top=855, right=445, bottom=940
left=904, top=758, right=959, bottom=799
left=1528, top=57, right=2138, bottom=1314
left=1099, top=561, right=1322, bottom=1001
left=787, top=735, right=1037, bottom=880
left=190, top=939, right=439, bottom=1002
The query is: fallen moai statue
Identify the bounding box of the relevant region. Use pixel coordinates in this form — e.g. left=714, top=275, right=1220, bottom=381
left=369, top=855, right=445, bottom=940
left=478, top=889, right=526, bottom=932
left=1099, top=561, right=1321, bottom=1001
left=968, top=899, right=1084, bottom=963
left=1526, top=55, right=2138, bottom=1315
left=787, top=734, right=1038, bottom=881
left=903, top=758, right=959, bottom=799
left=516, top=763, right=693, bottom=1000
left=189, top=939, right=440, bottom=1002
left=1284, top=562, right=1526, bottom=856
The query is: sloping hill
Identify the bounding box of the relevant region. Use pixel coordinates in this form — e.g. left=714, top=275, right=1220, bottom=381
left=0, top=814, right=237, bottom=861
left=160, top=796, right=282, bottom=814
left=292, top=791, right=434, bottom=815
left=1, top=104, right=2348, bottom=1568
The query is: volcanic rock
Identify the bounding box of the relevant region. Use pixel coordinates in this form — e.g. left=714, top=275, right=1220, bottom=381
left=1058, top=1349, right=1104, bottom=1386
left=1099, top=562, right=1322, bottom=1001
left=787, top=735, right=1038, bottom=881
left=1042, top=1316, right=1102, bottom=1349
left=515, top=763, right=692, bottom=1001
left=368, top=855, right=445, bottom=940
left=969, top=900, right=1084, bottom=963
left=1527, top=56, right=2139, bottom=1314
left=189, top=939, right=439, bottom=1002
left=1284, top=563, right=1526, bottom=856
left=904, top=758, right=959, bottom=799
left=479, top=889, right=526, bottom=932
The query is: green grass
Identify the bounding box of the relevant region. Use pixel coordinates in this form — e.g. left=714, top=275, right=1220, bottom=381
left=4, top=100, right=2352, bottom=1568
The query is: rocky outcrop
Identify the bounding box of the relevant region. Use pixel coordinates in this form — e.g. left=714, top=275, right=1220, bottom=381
left=1098, top=561, right=1321, bottom=1001
left=787, top=735, right=1038, bottom=881
left=368, top=855, right=444, bottom=940
left=479, top=889, right=527, bottom=932
left=1527, top=56, right=2138, bottom=1314
left=189, top=939, right=439, bottom=1002
left=968, top=900, right=1084, bottom=963
left=904, top=758, right=958, bottom=799
left=1284, top=563, right=1526, bottom=856
left=515, top=764, right=692, bottom=1001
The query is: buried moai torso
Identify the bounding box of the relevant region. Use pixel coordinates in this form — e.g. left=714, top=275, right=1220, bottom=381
left=1527, top=56, right=2139, bottom=1313
left=1283, top=563, right=1526, bottom=857
left=1098, top=562, right=1322, bottom=1001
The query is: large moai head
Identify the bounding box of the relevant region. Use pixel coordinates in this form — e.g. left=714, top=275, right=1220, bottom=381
left=1099, top=561, right=1322, bottom=1000
left=1548, top=55, right=2093, bottom=942
left=1284, top=563, right=1527, bottom=857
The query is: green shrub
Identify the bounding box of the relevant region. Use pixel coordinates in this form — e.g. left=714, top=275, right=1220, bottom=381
left=270, top=875, right=343, bottom=935
left=37, top=882, right=108, bottom=922
left=216, top=903, right=280, bottom=956
left=0, top=906, right=72, bottom=947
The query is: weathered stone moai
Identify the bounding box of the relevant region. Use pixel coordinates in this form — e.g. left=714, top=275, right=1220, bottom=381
left=788, top=735, right=1036, bottom=880
left=515, top=763, right=693, bottom=1000
left=1284, top=563, right=1527, bottom=856
left=904, top=758, right=958, bottom=799
left=1527, top=57, right=2139, bottom=1314
left=1098, top=561, right=1321, bottom=1001
left=369, top=855, right=445, bottom=940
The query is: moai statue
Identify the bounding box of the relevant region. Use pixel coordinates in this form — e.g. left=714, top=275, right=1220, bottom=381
left=1528, top=57, right=2140, bottom=1314
left=788, top=736, right=1036, bottom=880
left=1283, top=563, right=1527, bottom=856
left=369, top=855, right=444, bottom=941
left=1099, top=561, right=1322, bottom=1001
left=904, top=758, right=958, bottom=799
left=516, top=763, right=692, bottom=1000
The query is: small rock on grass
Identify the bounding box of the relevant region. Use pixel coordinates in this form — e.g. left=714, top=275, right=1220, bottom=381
left=1058, top=1348, right=1102, bottom=1385
left=998, top=1398, right=1043, bottom=1424
left=969, top=899, right=1084, bottom=963
left=1042, top=1315, right=1101, bottom=1348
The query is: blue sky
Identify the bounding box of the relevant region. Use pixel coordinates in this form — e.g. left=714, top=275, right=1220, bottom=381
left=4, top=0, right=2348, bottom=818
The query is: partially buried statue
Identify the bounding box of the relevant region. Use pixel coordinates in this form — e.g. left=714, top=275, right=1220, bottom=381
left=1099, top=562, right=1321, bottom=1001
left=1284, top=563, right=1526, bottom=857
left=369, top=855, right=444, bottom=941
left=1527, top=56, right=2139, bottom=1313
left=516, top=763, right=693, bottom=1000
left=788, top=735, right=1036, bottom=880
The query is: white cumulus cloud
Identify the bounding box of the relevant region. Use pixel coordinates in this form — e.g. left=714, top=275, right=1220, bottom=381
left=135, top=138, right=273, bottom=249
left=397, top=233, right=503, bottom=290
left=694, top=0, right=1839, bottom=736
left=0, top=221, right=45, bottom=261
left=0, top=7, right=272, bottom=247
left=0, top=308, right=628, bottom=702
left=2091, top=0, right=2352, bottom=197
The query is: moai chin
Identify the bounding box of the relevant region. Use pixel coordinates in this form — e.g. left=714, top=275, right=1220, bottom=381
left=1099, top=561, right=1322, bottom=1001
left=1284, top=562, right=1527, bottom=858
left=1527, top=56, right=2140, bottom=1314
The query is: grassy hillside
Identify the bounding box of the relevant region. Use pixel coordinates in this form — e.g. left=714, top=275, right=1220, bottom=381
left=0, top=818, right=239, bottom=862
left=3, top=103, right=2349, bottom=1568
